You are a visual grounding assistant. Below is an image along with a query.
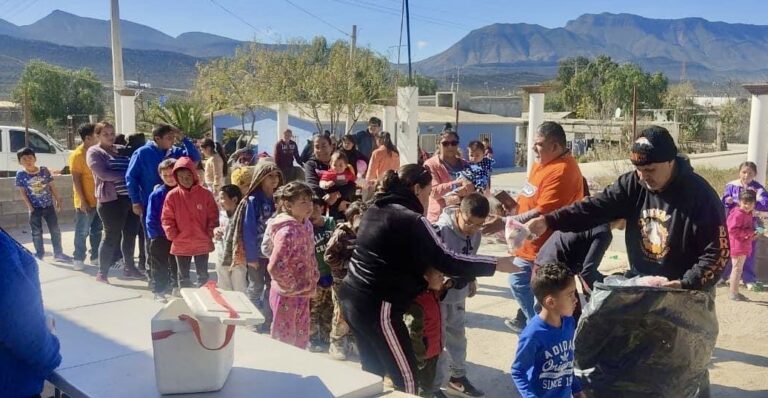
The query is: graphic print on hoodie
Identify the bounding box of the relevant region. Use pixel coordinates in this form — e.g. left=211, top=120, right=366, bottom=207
left=161, top=157, right=219, bottom=257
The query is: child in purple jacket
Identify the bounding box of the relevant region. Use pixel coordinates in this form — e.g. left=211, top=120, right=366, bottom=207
left=721, top=161, right=768, bottom=289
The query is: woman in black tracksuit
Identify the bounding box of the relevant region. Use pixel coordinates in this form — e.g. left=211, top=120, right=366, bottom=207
left=340, top=164, right=517, bottom=395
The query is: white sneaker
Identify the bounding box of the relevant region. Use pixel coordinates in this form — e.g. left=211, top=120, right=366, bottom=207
left=73, top=260, right=85, bottom=271
left=90, top=258, right=99, bottom=267
left=154, top=293, right=168, bottom=303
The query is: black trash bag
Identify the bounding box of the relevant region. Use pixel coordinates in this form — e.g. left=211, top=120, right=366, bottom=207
left=573, top=282, right=718, bottom=398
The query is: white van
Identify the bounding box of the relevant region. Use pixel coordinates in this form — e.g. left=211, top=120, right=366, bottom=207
left=0, top=126, right=71, bottom=177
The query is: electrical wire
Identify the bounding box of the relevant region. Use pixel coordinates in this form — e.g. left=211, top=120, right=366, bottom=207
left=282, top=0, right=350, bottom=37
left=208, top=0, right=267, bottom=39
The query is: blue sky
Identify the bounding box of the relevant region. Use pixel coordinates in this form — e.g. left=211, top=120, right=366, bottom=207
left=3, top=0, right=768, bottom=61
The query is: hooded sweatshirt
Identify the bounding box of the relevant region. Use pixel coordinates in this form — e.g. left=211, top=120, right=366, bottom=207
left=267, top=214, right=319, bottom=297
left=435, top=206, right=483, bottom=304
left=161, top=157, right=219, bottom=256
left=544, top=156, right=729, bottom=290
left=145, top=183, right=174, bottom=239
left=0, top=228, right=61, bottom=397
left=345, top=186, right=496, bottom=309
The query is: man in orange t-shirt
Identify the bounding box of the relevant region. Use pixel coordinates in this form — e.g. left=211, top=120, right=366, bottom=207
left=506, top=121, right=584, bottom=332
left=69, top=123, right=102, bottom=271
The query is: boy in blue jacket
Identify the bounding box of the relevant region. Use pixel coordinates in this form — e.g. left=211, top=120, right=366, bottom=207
left=511, top=263, right=584, bottom=398
left=0, top=227, right=62, bottom=397
left=126, top=124, right=200, bottom=223
left=145, top=159, right=179, bottom=302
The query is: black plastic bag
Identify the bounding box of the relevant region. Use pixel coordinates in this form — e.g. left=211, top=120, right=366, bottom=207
left=574, top=282, right=718, bottom=398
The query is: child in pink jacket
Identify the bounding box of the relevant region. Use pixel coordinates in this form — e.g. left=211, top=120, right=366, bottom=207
left=266, top=181, right=319, bottom=349
left=161, top=157, right=219, bottom=288
left=727, top=189, right=757, bottom=301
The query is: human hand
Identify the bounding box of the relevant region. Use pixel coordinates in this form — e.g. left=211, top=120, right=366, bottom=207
left=55, top=200, right=62, bottom=213
left=45, top=312, right=56, bottom=334
left=725, top=196, right=734, bottom=204
left=320, top=180, right=335, bottom=189
left=495, top=257, right=521, bottom=273
left=573, top=392, right=586, bottom=398
left=460, top=179, right=475, bottom=195
left=132, top=204, right=143, bottom=216
left=468, top=280, right=478, bottom=298
left=214, top=227, right=224, bottom=240
left=661, top=280, right=682, bottom=289
left=247, top=261, right=260, bottom=269
left=79, top=203, right=90, bottom=213
left=525, top=216, right=548, bottom=237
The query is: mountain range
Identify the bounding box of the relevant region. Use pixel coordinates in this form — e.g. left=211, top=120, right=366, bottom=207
left=1, top=10, right=768, bottom=97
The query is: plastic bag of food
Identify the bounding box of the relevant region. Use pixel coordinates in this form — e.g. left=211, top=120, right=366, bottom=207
left=574, top=282, right=717, bottom=398
left=504, top=217, right=530, bottom=251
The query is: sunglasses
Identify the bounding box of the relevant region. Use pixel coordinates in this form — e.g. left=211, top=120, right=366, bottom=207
left=441, top=141, right=459, bottom=147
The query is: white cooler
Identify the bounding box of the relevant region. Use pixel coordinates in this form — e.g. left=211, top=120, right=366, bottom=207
left=151, top=283, right=264, bottom=394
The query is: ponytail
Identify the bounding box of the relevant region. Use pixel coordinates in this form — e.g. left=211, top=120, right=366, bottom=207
left=378, top=131, right=398, bottom=155
left=215, top=142, right=228, bottom=177
left=378, top=164, right=432, bottom=195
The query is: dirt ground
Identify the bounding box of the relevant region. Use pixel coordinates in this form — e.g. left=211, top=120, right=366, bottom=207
left=15, top=225, right=768, bottom=398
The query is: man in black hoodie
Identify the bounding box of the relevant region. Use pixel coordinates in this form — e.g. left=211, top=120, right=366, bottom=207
left=527, top=126, right=729, bottom=290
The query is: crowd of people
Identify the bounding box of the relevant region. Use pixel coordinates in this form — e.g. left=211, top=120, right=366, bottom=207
left=7, top=115, right=745, bottom=398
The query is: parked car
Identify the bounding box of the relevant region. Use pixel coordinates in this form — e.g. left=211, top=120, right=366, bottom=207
left=0, top=126, right=71, bottom=177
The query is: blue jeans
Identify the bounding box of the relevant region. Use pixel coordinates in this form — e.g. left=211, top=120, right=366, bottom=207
left=73, top=208, right=102, bottom=262
left=508, top=258, right=536, bottom=321
left=29, top=206, right=63, bottom=257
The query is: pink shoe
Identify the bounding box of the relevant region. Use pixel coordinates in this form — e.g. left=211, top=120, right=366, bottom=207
left=95, top=272, right=110, bottom=284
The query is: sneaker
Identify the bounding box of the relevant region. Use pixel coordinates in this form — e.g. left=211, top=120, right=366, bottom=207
left=329, top=342, right=347, bottom=361
left=446, top=376, right=485, bottom=398
left=123, top=268, right=146, bottom=280
left=746, top=283, right=755, bottom=291
left=90, top=258, right=99, bottom=267
left=54, top=253, right=73, bottom=262
left=309, top=341, right=328, bottom=353
left=715, top=279, right=727, bottom=288
left=73, top=260, right=85, bottom=271
left=171, top=288, right=181, bottom=298
left=729, top=292, right=748, bottom=301
left=504, top=314, right=527, bottom=334
left=153, top=293, right=168, bottom=303
left=112, top=258, right=126, bottom=270
left=95, top=272, right=110, bottom=284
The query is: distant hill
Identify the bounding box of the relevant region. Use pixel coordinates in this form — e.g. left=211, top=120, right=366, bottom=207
left=0, top=10, right=244, bottom=58
left=415, top=13, right=768, bottom=84
left=0, top=34, right=200, bottom=96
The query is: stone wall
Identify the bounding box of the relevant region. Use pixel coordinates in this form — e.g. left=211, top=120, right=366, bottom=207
left=0, top=175, right=75, bottom=229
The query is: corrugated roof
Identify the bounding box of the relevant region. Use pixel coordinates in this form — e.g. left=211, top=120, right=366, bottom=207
left=0, top=101, right=18, bottom=108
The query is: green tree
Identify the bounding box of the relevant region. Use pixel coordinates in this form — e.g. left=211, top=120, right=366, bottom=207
left=719, top=98, right=750, bottom=146
left=663, top=82, right=704, bottom=141
left=194, top=37, right=394, bottom=136
left=147, top=100, right=210, bottom=139
left=550, top=56, right=667, bottom=119
left=398, top=74, right=437, bottom=95
left=12, top=61, right=105, bottom=131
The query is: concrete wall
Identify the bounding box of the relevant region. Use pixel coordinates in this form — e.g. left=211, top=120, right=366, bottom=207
left=0, top=175, right=75, bottom=229
left=418, top=122, right=517, bottom=168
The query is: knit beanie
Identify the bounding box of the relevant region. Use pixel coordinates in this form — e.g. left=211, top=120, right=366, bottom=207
left=630, top=126, right=678, bottom=166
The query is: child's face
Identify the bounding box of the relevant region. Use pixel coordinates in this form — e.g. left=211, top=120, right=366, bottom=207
left=311, top=202, right=325, bottom=219
left=544, top=279, right=578, bottom=317
left=18, top=154, right=36, bottom=170
left=343, top=139, right=354, bottom=150
left=219, top=191, right=239, bottom=212
left=458, top=210, right=485, bottom=236
left=468, top=148, right=484, bottom=162
left=424, top=268, right=445, bottom=291
left=97, top=126, right=116, bottom=146
left=739, top=166, right=756, bottom=185
left=740, top=200, right=756, bottom=212
left=160, top=168, right=177, bottom=187
left=262, top=171, right=281, bottom=192
left=286, top=195, right=313, bottom=220
left=332, top=158, right=347, bottom=174
left=176, top=169, right=195, bottom=188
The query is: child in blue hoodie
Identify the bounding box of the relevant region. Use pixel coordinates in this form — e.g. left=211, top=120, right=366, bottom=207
left=145, top=159, right=178, bottom=302
left=220, top=161, right=283, bottom=333
left=511, top=263, right=584, bottom=398
left=0, top=227, right=62, bottom=397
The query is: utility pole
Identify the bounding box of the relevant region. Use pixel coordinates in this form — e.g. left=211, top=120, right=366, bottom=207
left=110, top=0, right=125, bottom=133
left=405, top=0, right=412, bottom=85
left=346, top=25, right=357, bottom=135
left=23, top=88, right=30, bottom=147
left=210, top=94, right=215, bottom=140
left=632, top=84, right=638, bottom=139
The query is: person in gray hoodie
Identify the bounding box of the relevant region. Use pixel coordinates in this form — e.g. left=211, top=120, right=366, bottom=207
left=432, top=193, right=490, bottom=398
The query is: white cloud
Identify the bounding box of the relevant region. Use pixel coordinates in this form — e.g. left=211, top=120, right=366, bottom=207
left=417, top=40, right=429, bottom=49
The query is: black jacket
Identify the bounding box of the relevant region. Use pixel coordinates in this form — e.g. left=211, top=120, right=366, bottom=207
left=344, top=188, right=497, bottom=309
left=544, top=156, right=728, bottom=290
left=535, top=224, right=612, bottom=289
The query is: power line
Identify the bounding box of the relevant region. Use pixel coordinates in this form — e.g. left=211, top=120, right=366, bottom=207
left=208, top=0, right=266, bottom=39
left=6, top=0, right=43, bottom=20
left=330, top=0, right=467, bottom=28
left=282, top=0, right=350, bottom=37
